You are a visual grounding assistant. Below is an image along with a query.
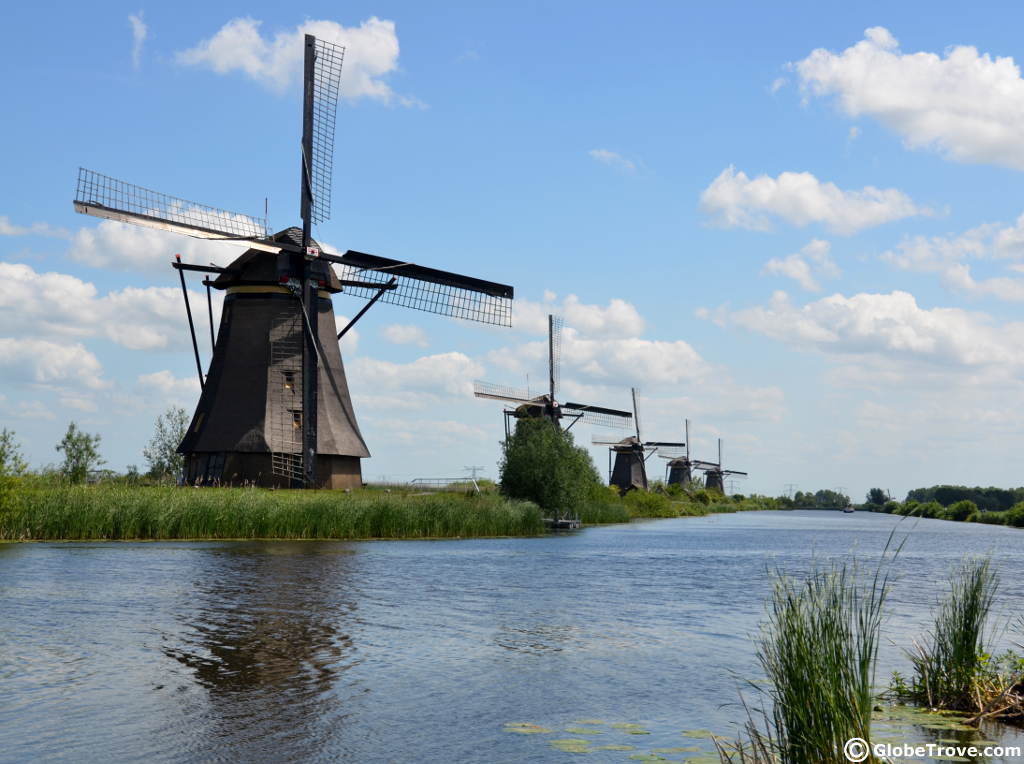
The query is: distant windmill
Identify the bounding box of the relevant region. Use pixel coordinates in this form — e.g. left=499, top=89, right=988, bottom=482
left=73, top=35, right=514, bottom=489
left=693, top=439, right=747, bottom=493
left=593, top=389, right=686, bottom=494
left=660, top=419, right=695, bottom=487
left=473, top=315, right=633, bottom=438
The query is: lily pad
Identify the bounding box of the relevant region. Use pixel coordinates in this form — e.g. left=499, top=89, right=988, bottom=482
left=565, top=726, right=603, bottom=735
left=503, top=722, right=552, bottom=734
left=574, top=719, right=607, bottom=725
left=595, top=744, right=637, bottom=751
left=550, top=738, right=594, bottom=754
left=652, top=747, right=702, bottom=753
left=681, top=729, right=715, bottom=739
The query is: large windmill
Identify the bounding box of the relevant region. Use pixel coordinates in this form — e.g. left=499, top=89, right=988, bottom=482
left=693, top=439, right=747, bottom=494
left=473, top=315, right=633, bottom=438
left=593, top=389, right=687, bottom=494
left=72, top=35, right=514, bottom=489
left=660, top=419, right=695, bottom=487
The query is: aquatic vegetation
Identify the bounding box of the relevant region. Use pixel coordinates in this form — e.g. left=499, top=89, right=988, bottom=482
left=549, top=738, right=594, bottom=753
left=565, top=726, right=603, bottom=735
left=503, top=722, right=553, bottom=734
left=0, top=483, right=545, bottom=541
left=716, top=547, right=897, bottom=764
left=907, top=559, right=997, bottom=710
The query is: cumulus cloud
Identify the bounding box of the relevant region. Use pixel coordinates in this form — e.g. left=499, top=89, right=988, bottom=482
left=381, top=324, right=428, bottom=347
left=0, top=338, right=107, bottom=390
left=0, top=215, right=69, bottom=238
left=881, top=214, right=1024, bottom=300
left=588, top=149, right=637, bottom=172
left=700, top=166, right=930, bottom=235
left=176, top=17, right=412, bottom=104
left=70, top=219, right=248, bottom=273
left=0, top=262, right=220, bottom=351
left=513, top=293, right=645, bottom=338
left=704, top=290, right=1023, bottom=369
left=137, top=371, right=201, bottom=404
left=351, top=352, right=484, bottom=397
left=762, top=239, right=840, bottom=291
left=794, top=27, right=1024, bottom=169
left=129, top=12, right=147, bottom=69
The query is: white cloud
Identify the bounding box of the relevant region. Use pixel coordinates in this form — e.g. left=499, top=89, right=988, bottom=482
left=129, top=12, right=147, bottom=70
left=880, top=214, right=1024, bottom=301
left=69, top=219, right=248, bottom=273
left=369, top=418, right=490, bottom=447
left=351, top=352, right=484, bottom=397
left=176, top=17, right=410, bottom=104
left=381, top=324, right=428, bottom=347
left=700, top=166, right=930, bottom=235
left=137, top=371, right=201, bottom=405
left=0, top=338, right=107, bottom=390
left=0, top=262, right=220, bottom=351
left=794, top=27, right=1024, bottom=170
left=588, top=149, right=637, bottom=172
left=770, top=77, right=787, bottom=94
left=762, top=239, right=839, bottom=292
left=0, top=215, right=68, bottom=238
left=705, top=290, right=1023, bottom=369
left=513, top=293, right=645, bottom=338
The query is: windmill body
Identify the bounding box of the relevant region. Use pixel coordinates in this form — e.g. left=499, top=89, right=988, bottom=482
left=692, top=438, right=747, bottom=495
left=662, top=419, right=693, bottom=488
left=177, top=229, right=368, bottom=487
left=595, top=389, right=686, bottom=495
left=73, top=36, right=514, bottom=487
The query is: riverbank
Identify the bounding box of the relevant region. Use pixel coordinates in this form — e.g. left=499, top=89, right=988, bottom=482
left=0, top=482, right=766, bottom=541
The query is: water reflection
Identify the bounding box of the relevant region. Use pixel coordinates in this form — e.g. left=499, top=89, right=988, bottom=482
left=159, top=543, right=362, bottom=762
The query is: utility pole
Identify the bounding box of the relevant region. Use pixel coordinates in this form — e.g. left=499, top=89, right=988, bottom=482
left=463, top=465, right=486, bottom=493
left=784, top=483, right=798, bottom=499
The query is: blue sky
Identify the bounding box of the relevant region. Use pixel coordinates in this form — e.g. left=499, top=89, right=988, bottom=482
left=4, top=1, right=1024, bottom=500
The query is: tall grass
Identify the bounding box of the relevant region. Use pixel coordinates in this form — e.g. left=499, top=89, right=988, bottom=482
left=908, top=559, right=997, bottom=710
left=719, top=543, right=898, bottom=764
left=0, top=484, right=544, bottom=541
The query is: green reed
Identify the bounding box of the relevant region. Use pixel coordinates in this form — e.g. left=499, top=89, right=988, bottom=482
left=0, top=484, right=545, bottom=541
left=908, top=559, right=997, bottom=710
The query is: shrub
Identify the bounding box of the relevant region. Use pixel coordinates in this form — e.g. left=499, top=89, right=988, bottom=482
left=1004, top=503, right=1024, bottom=528
left=942, top=500, right=977, bottom=522
left=975, top=511, right=1008, bottom=525
left=690, top=488, right=712, bottom=505
left=882, top=500, right=900, bottom=514
left=915, top=500, right=943, bottom=519
left=623, top=490, right=675, bottom=518
left=499, top=418, right=604, bottom=514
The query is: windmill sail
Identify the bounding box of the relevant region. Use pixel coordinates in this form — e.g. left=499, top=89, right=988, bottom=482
left=331, top=251, right=513, bottom=326
left=307, top=36, right=344, bottom=225
left=473, top=380, right=536, bottom=405
left=74, top=168, right=270, bottom=243
left=561, top=402, right=632, bottom=429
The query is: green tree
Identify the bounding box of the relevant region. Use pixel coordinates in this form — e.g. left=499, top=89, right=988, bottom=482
left=499, top=417, right=604, bottom=514
left=866, top=487, right=888, bottom=506
left=55, top=422, right=104, bottom=484
left=143, top=406, right=189, bottom=480
left=0, top=428, right=28, bottom=477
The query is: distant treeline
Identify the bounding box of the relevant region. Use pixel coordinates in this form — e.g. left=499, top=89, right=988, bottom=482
left=901, top=485, right=1024, bottom=512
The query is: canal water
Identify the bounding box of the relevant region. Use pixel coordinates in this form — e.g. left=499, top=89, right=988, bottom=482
left=1, top=511, right=1022, bottom=763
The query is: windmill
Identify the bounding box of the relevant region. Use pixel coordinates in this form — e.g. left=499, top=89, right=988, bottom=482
left=660, top=419, right=695, bottom=487
left=692, top=439, right=747, bottom=494
left=593, top=389, right=687, bottom=494
left=72, top=35, right=514, bottom=489
left=473, top=315, right=633, bottom=438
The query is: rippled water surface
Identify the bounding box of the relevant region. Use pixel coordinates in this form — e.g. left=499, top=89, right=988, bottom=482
left=2, top=511, right=1023, bottom=762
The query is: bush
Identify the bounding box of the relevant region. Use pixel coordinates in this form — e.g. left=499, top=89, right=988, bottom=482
left=690, top=488, right=712, bottom=505
left=943, top=500, right=977, bottom=522
left=499, top=418, right=605, bottom=515
left=882, top=500, right=900, bottom=514
left=623, top=490, right=675, bottom=518
left=916, top=500, right=944, bottom=519
left=1004, top=503, right=1024, bottom=528
left=975, top=511, right=1008, bottom=525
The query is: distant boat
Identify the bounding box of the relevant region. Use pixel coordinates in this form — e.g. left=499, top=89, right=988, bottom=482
left=843, top=505, right=855, bottom=513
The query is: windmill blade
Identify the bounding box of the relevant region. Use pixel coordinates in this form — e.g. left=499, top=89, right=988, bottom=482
left=644, top=441, right=686, bottom=448
left=631, top=387, right=642, bottom=441
left=691, top=460, right=720, bottom=469
left=549, top=315, right=563, bottom=399
left=327, top=250, right=513, bottom=327
left=561, top=401, right=633, bottom=429
left=473, top=380, right=535, bottom=405
left=306, top=36, right=345, bottom=225
left=652, top=446, right=688, bottom=458
left=74, top=168, right=271, bottom=244
left=592, top=435, right=625, bottom=446
left=722, top=470, right=749, bottom=477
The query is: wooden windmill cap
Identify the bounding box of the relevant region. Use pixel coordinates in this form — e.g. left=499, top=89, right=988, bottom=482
left=210, top=227, right=344, bottom=293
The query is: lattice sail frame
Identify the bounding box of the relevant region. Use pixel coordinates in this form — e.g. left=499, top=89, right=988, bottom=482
left=550, top=315, right=563, bottom=397
left=561, top=405, right=631, bottom=429
left=335, top=260, right=514, bottom=327
left=75, top=168, right=269, bottom=239
left=309, top=37, right=345, bottom=225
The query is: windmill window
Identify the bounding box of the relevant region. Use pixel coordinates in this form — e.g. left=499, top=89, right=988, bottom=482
left=290, top=410, right=302, bottom=430
left=283, top=370, right=295, bottom=390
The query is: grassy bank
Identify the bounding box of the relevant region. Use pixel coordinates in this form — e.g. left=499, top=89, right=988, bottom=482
left=873, top=498, right=1024, bottom=528
left=0, top=483, right=545, bottom=541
